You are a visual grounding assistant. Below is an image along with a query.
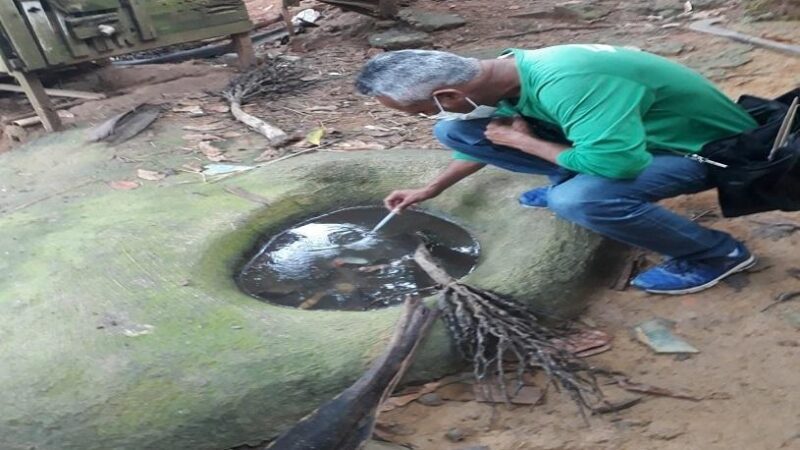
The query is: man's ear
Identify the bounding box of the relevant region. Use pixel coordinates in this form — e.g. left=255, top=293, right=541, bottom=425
left=432, top=89, right=463, bottom=101
left=432, top=88, right=466, bottom=109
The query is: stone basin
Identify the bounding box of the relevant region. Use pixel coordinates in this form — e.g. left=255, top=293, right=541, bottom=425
left=0, top=132, right=617, bottom=449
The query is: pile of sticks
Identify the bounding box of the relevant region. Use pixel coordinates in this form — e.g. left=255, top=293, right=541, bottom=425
left=222, top=58, right=316, bottom=146
left=413, top=245, right=604, bottom=414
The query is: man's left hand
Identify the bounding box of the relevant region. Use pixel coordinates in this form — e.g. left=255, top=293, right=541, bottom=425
left=484, top=117, right=569, bottom=164
left=484, top=117, right=535, bottom=148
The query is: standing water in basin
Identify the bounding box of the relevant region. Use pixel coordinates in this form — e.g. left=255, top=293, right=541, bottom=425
left=237, top=206, right=480, bottom=311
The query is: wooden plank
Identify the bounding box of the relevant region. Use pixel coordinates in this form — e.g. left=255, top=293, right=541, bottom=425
left=0, top=83, right=105, bottom=99
left=19, top=0, right=72, bottom=66
left=378, top=0, right=398, bottom=18
left=231, top=32, right=255, bottom=70
left=0, top=2, right=47, bottom=70
left=12, top=109, right=74, bottom=127
left=5, top=19, right=251, bottom=68
left=52, top=10, right=92, bottom=58
left=12, top=71, right=62, bottom=132
left=111, top=21, right=252, bottom=54
left=3, top=98, right=83, bottom=123
left=281, top=5, right=295, bottom=36
left=125, top=0, right=157, bottom=41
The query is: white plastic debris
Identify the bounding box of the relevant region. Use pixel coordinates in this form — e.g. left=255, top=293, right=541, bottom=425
left=292, top=8, right=321, bottom=27
left=203, top=164, right=255, bottom=176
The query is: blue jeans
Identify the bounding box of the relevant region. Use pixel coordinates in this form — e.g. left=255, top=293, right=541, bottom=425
left=434, top=119, right=739, bottom=261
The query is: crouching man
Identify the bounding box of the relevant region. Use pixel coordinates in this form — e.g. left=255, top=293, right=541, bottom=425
left=355, top=44, right=758, bottom=295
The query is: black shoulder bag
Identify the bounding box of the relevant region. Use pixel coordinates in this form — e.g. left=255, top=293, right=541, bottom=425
left=697, top=88, right=800, bottom=218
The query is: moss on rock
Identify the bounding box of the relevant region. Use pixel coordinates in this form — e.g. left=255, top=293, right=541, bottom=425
left=0, top=135, right=620, bottom=449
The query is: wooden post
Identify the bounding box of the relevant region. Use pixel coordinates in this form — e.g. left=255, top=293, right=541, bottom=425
left=281, top=5, right=296, bottom=37
left=231, top=32, right=256, bottom=70
left=12, top=71, right=62, bottom=132
left=378, top=0, right=399, bottom=18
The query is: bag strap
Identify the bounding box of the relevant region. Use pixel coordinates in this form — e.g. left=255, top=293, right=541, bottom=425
left=769, top=97, right=800, bottom=161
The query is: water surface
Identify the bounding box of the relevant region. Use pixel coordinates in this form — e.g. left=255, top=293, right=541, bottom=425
left=237, top=207, right=479, bottom=311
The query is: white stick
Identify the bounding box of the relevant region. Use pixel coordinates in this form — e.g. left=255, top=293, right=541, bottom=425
left=229, top=101, right=288, bottom=145
left=372, top=209, right=400, bottom=233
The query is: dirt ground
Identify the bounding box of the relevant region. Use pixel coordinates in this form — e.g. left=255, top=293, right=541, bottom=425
left=1, top=1, right=799, bottom=449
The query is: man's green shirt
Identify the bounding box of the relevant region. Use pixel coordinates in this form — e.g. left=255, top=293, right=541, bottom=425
left=453, top=45, right=757, bottom=179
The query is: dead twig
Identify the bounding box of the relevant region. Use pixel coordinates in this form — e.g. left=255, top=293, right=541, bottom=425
left=222, top=58, right=317, bottom=145
left=690, top=209, right=717, bottom=222
left=609, top=375, right=702, bottom=402
left=689, top=19, right=800, bottom=56
left=413, top=244, right=605, bottom=417
left=593, top=397, right=642, bottom=414
left=489, top=24, right=612, bottom=40
left=760, top=291, right=800, bottom=313
left=228, top=100, right=288, bottom=144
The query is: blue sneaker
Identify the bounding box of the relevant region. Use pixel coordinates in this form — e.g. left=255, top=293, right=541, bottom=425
left=518, top=186, right=551, bottom=208
left=631, top=244, right=756, bottom=295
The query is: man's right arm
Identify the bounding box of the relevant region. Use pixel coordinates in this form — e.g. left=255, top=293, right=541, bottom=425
left=384, top=160, right=485, bottom=211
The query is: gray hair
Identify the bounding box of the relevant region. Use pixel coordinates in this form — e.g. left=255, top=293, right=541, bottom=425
left=355, top=50, right=481, bottom=103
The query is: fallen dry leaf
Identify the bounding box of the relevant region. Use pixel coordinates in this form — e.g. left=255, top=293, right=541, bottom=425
left=109, top=180, right=140, bottom=190
left=436, top=383, right=475, bottom=402
left=198, top=141, right=230, bottom=162
left=205, top=104, right=230, bottom=113
left=255, top=148, right=281, bottom=162
left=305, top=127, right=326, bottom=146
left=181, top=162, right=203, bottom=173
left=575, top=343, right=613, bottom=358
left=136, top=169, right=166, bottom=181
left=334, top=140, right=387, bottom=151
left=380, top=381, right=441, bottom=412
left=298, top=291, right=326, bottom=310
left=552, top=328, right=613, bottom=356
left=207, top=154, right=229, bottom=163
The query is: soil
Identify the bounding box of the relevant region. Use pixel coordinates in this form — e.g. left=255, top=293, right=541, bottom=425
left=1, top=0, right=799, bottom=449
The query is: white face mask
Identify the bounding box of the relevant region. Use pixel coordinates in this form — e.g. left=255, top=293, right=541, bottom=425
left=429, top=95, right=497, bottom=121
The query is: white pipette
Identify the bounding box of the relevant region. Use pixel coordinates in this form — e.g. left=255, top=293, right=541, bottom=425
left=372, top=208, right=400, bottom=233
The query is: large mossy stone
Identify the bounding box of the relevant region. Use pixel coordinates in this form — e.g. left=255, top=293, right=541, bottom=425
left=0, top=132, right=618, bottom=450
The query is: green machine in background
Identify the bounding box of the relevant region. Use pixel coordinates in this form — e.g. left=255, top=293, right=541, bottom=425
left=0, top=0, right=255, bottom=131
